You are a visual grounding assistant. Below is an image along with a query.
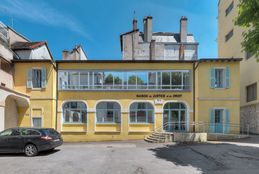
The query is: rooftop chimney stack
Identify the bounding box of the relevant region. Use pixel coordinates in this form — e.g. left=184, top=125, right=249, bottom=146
left=180, top=16, right=188, bottom=43
left=133, top=19, right=138, bottom=31
left=150, top=40, right=156, bottom=60
left=143, top=16, right=152, bottom=42
left=62, top=50, right=69, bottom=60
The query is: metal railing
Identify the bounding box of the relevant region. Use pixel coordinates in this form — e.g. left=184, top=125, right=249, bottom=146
left=156, top=121, right=250, bottom=135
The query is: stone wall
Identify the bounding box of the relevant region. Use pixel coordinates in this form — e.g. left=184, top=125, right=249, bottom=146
left=241, top=103, right=259, bottom=134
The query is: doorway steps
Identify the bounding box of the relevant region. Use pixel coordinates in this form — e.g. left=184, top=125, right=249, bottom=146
left=144, top=131, right=174, bottom=143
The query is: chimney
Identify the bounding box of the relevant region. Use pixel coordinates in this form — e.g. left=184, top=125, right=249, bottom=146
left=133, top=19, right=138, bottom=31
left=180, top=16, right=188, bottom=43
left=143, top=16, right=152, bottom=42
left=72, top=48, right=76, bottom=60
left=62, top=50, right=69, bottom=60
left=149, top=40, right=156, bottom=60
left=179, top=44, right=185, bottom=60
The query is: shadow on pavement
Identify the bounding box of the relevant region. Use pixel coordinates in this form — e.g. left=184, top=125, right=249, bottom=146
left=149, top=142, right=259, bottom=174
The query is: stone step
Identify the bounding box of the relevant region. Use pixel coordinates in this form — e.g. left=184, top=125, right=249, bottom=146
left=147, top=136, right=165, bottom=141
left=151, top=132, right=166, bottom=136
left=149, top=134, right=166, bottom=138
left=144, top=131, right=174, bottom=143
left=144, top=137, right=165, bottom=143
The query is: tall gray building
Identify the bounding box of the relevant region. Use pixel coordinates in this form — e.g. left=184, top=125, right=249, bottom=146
left=120, top=16, right=198, bottom=61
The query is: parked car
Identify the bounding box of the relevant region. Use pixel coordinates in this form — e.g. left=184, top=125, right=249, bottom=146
left=0, top=127, right=63, bottom=156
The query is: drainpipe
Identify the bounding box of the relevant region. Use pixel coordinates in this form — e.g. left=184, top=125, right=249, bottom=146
left=193, top=61, right=200, bottom=131
left=55, top=63, right=59, bottom=130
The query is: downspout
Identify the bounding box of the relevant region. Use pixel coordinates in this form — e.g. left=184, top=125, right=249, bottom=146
left=55, top=63, right=59, bottom=130
left=193, top=61, right=200, bottom=131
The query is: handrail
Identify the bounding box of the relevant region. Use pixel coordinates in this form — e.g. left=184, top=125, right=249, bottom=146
left=155, top=121, right=250, bottom=135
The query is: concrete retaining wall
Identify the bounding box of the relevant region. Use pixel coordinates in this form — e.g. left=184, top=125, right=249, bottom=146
left=207, top=133, right=249, bottom=141
left=173, top=132, right=207, bottom=142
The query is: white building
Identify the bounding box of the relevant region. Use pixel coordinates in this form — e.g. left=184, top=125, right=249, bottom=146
left=120, top=16, right=198, bottom=61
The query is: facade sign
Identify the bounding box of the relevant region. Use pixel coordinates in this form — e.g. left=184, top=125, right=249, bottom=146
left=136, top=94, right=183, bottom=98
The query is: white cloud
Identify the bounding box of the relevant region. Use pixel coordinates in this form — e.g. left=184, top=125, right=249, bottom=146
left=0, top=0, right=90, bottom=40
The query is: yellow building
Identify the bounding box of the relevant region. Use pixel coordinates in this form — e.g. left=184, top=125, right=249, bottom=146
left=218, top=0, right=259, bottom=133
left=53, top=59, right=240, bottom=142
left=13, top=59, right=57, bottom=129
left=0, top=16, right=241, bottom=142
left=8, top=58, right=242, bottom=142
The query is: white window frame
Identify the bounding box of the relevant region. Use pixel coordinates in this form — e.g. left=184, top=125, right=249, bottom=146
left=58, top=70, right=191, bottom=91
left=246, top=83, right=257, bottom=102
left=31, top=117, right=43, bottom=128
left=31, top=68, right=43, bottom=89
left=214, top=67, right=226, bottom=89
left=129, top=102, right=154, bottom=124
left=62, top=101, right=87, bottom=124
left=96, top=101, right=121, bottom=124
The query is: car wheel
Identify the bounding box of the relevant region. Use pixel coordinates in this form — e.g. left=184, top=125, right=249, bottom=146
left=24, top=144, right=38, bottom=157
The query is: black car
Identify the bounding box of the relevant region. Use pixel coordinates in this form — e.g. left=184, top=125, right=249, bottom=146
left=0, top=127, right=63, bottom=156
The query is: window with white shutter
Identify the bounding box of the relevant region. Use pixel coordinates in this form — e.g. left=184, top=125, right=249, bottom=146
left=27, top=68, right=47, bottom=89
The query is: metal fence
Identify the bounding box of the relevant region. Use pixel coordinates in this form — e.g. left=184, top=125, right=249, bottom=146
left=157, top=121, right=249, bottom=135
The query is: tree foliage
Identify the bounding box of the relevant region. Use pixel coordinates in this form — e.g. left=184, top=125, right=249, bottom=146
left=128, top=75, right=144, bottom=85
left=235, top=0, right=259, bottom=59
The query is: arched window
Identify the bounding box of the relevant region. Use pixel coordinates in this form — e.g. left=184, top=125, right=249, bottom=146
left=96, top=102, right=121, bottom=123
left=63, top=101, right=87, bottom=123
left=129, top=102, right=154, bottom=123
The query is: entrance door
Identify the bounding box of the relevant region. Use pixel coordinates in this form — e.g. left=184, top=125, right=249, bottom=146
left=163, top=103, right=187, bottom=132
left=214, top=109, right=223, bottom=133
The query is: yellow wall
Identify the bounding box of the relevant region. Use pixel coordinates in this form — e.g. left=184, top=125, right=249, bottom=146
left=14, top=62, right=56, bottom=128
left=196, top=61, right=240, bottom=133
left=58, top=90, right=194, bottom=142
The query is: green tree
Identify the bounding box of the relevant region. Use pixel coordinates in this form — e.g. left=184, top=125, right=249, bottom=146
left=128, top=75, right=144, bottom=85
left=104, top=74, right=113, bottom=84
left=235, top=0, right=259, bottom=59
left=114, top=76, right=122, bottom=84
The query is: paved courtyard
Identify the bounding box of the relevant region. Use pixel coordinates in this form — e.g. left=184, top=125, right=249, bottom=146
left=1, top=136, right=259, bottom=174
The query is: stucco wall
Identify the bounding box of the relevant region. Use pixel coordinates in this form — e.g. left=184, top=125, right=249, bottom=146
left=15, top=45, right=52, bottom=60
left=5, top=96, right=18, bottom=129
left=14, top=62, right=56, bottom=129
left=218, top=0, right=259, bottom=132
left=57, top=91, right=193, bottom=142
left=218, top=0, right=259, bottom=106
left=8, top=28, right=28, bottom=45
left=196, top=61, right=240, bottom=133
left=0, top=44, right=13, bottom=61
left=0, top=69, right=13, bottom=89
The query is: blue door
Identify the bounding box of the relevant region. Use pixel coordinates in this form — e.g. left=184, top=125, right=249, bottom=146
left=210, top=109, right=224, bottom=133
left=214, top=110, right=223, bottom=133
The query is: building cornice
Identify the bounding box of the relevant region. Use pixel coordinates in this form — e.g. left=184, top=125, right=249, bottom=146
left=55, top=58, right=242, bottom=64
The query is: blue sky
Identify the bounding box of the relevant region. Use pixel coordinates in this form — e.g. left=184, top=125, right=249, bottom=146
left=0, top=0, right=218, bottom=60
